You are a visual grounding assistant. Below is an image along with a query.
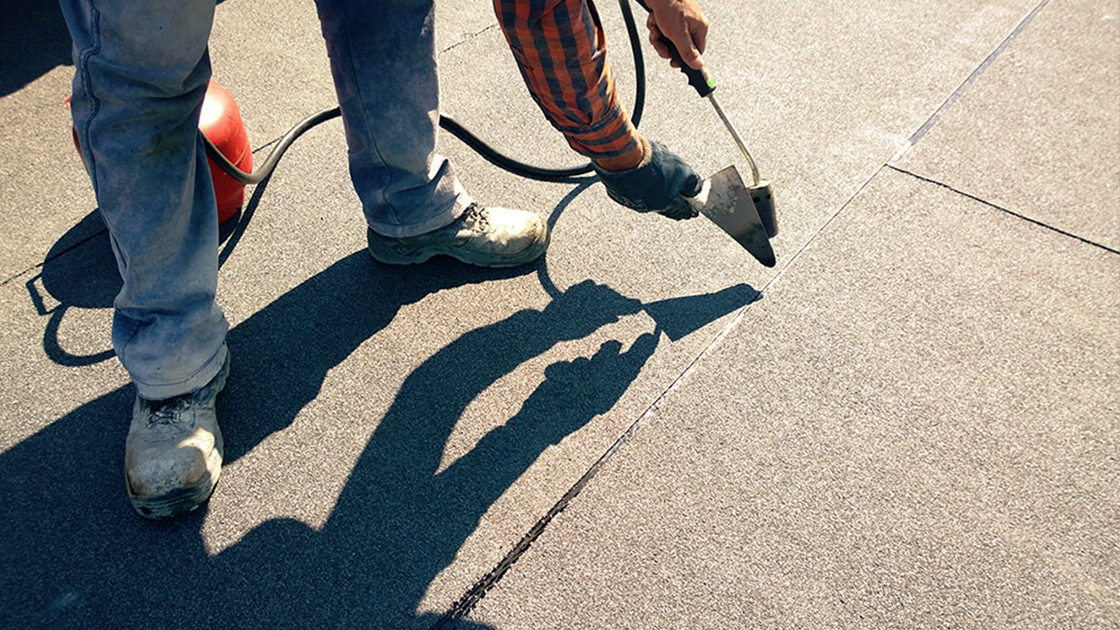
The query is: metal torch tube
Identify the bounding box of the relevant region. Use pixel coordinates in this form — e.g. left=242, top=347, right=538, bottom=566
left=707, top=92, right=761, bottom=187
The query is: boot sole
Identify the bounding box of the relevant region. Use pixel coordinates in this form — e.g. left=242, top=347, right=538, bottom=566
left=129, top=469, right=220, bottom=519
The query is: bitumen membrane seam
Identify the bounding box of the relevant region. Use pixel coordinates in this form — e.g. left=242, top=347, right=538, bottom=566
left=432, top=89, right=911, bottom=626
left=426, top=131, right=878, bottom=625
left=434, top=269, right=761, bottom=629
left=888, top=164, right=1120, bottom=256
left=0, top=129, right=299, bottom=291
left=2, top=132, right=334, bottom=293
left=0, top=226, right=105, bottom=289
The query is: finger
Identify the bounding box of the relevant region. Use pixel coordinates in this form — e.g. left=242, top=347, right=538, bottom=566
left=648, top=40, right=680, bottom=68
left=648, top=12, right=704, bottom=70
left=691, top=22, right=709, bottom=55
left=646, top=18, right=671, bottom=60
left=661, top=198, right=699, bottom=220
left=673, top=37, right=703, bottom=71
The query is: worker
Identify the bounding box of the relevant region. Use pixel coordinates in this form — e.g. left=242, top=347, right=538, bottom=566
left=57, top=0, right=709, bottom=519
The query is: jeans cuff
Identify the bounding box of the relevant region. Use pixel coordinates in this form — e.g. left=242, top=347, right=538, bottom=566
left=133, top=343, right=228, bottom=401
left=367, top=191, right=474, bottom=238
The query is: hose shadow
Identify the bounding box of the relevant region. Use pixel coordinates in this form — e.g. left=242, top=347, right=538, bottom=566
left=27, top=210, right=120, bottom=367
left=29, top=172, right=273, bottom=369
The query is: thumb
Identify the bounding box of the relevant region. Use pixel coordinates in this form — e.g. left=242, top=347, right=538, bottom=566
left=681, top=169, right=703, bottom=197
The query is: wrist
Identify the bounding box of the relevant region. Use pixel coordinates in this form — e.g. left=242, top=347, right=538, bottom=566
left=592, top=138, right=648, bottom=173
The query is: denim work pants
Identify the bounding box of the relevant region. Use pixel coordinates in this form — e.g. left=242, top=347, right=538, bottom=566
left=59, top=0, right=471, bottom=399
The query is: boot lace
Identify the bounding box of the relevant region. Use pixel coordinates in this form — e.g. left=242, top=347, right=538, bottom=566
left=462, top=204, right=490, bottom=232
left=142, top=395, right=192, bottom=426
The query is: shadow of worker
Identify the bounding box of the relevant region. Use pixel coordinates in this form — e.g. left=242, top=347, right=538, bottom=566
left=209, top=280, right=660, bottom=628
left=1, top=247, right=756, bottom=628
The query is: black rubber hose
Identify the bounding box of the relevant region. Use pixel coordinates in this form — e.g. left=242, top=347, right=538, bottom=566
left=205, top=106, right=339, bottom=185
left=205, top=0, right=647, bottom=184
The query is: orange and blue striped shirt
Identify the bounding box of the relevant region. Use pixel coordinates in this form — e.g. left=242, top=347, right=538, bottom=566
left=494, top=0, right=641, bottom=161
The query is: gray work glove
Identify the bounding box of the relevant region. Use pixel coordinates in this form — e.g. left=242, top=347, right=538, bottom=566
left=593, top=138, right=703, bottom=220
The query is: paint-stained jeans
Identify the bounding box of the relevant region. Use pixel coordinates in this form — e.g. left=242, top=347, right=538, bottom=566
left=59, top=0, right=471, bottom=399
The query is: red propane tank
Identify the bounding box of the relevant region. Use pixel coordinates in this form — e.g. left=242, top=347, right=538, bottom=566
left=67, top=80, right=252, bottom=224
left=199, top=80, right=252, bottom=223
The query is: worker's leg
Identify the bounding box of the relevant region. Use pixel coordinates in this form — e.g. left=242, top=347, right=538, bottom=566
left=313, top=0, right=548, bottom=266
left=62, top=0, right=228, bottom=398
left=60, top=0, right=229, bottom=518
left=313, top=0, right=466, bottom=236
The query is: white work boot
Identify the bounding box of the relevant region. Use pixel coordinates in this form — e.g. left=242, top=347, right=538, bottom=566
left=125, top=353, right=229, bottom=519
left=366, top=203, right=549, bottom=268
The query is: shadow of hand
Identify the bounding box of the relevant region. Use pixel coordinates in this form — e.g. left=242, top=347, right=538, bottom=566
left=523, top=332, right=661, bottom=443
left=541, top=279, right=643, bottom=341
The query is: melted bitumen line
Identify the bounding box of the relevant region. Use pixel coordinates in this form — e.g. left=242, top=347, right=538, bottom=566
left=892, top=0, right=1055, bottom=163
left=433, top=305, right=762, bottom=627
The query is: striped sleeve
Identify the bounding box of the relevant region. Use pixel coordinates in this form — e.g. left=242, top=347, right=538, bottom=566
left=493, top=0, right=641, bottom=161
